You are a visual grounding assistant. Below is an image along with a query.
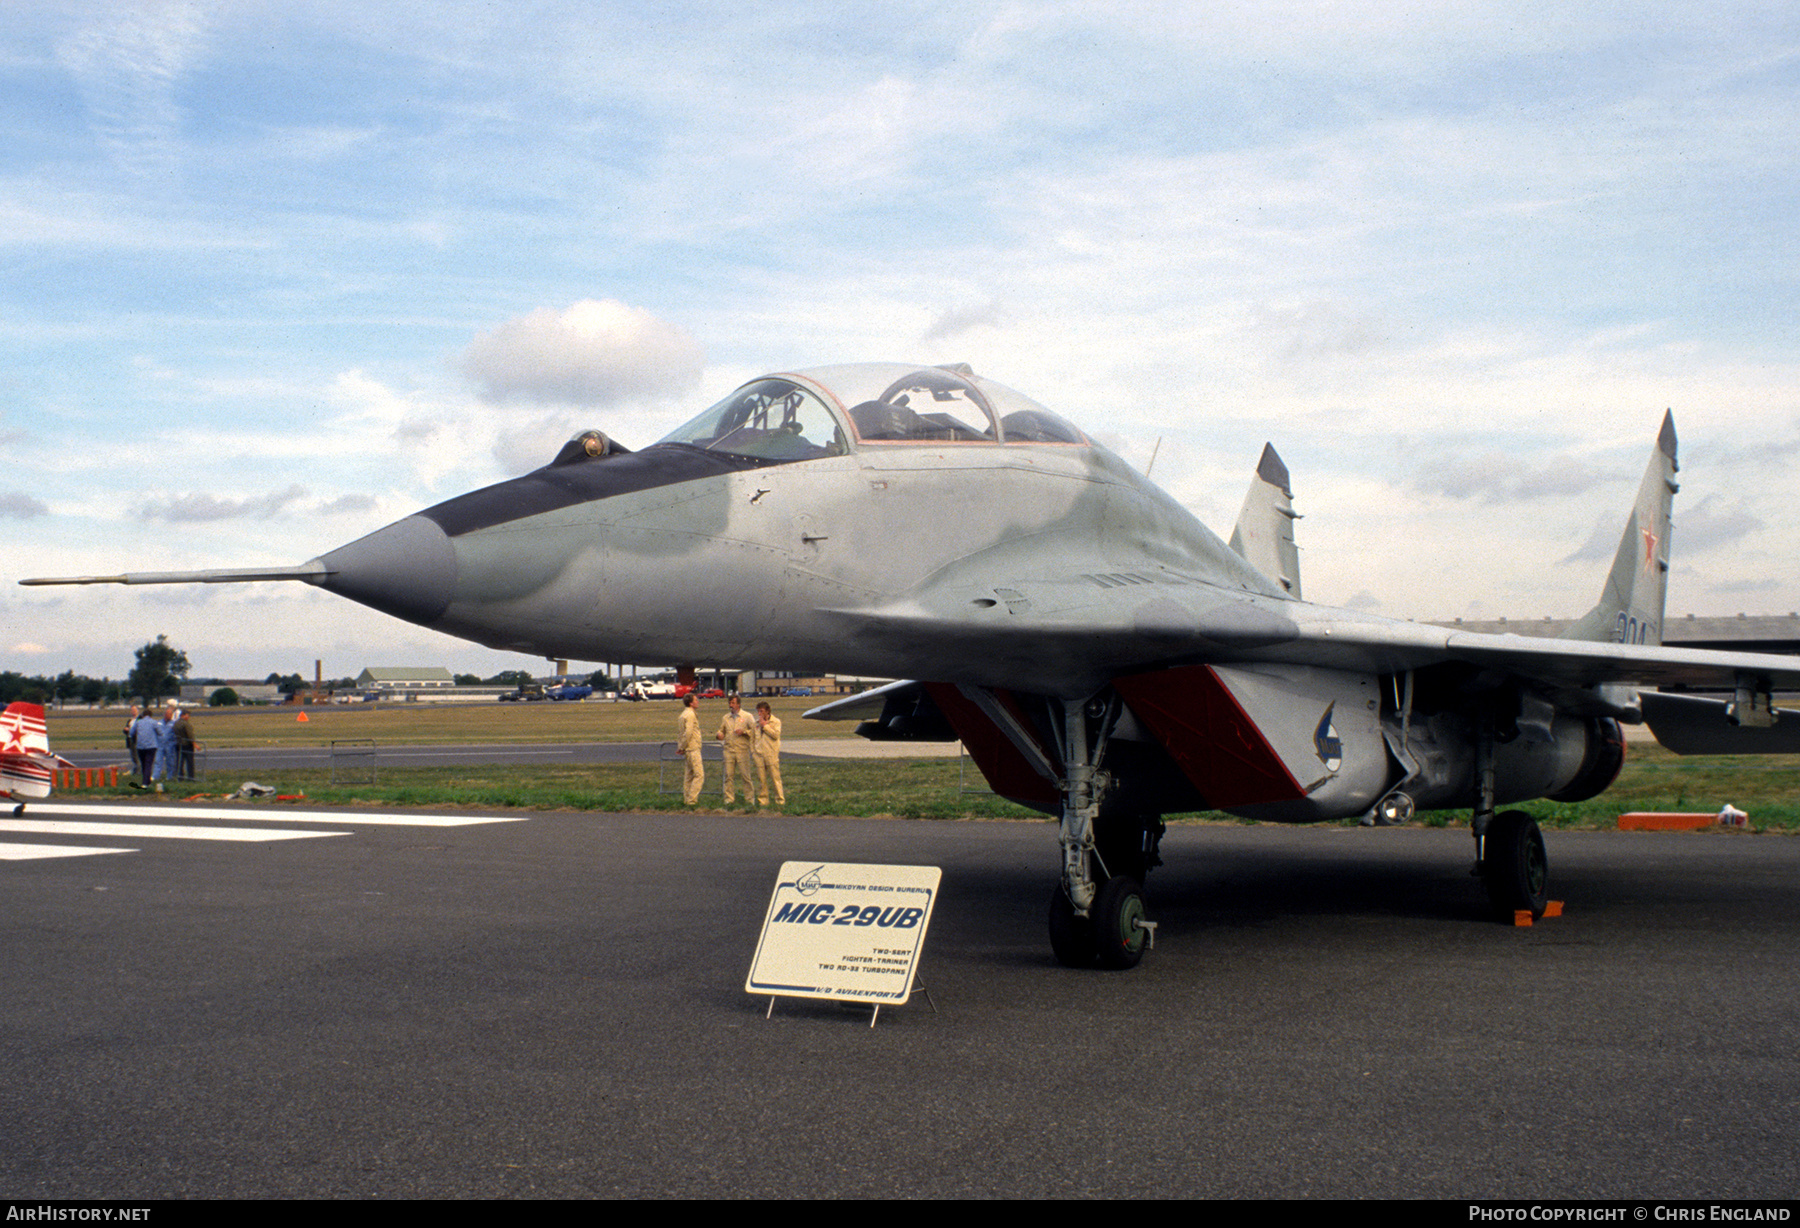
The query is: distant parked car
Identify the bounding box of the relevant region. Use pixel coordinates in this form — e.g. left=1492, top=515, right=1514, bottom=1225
left=700, top=688, right=725, bottom=698
left=783, top=687, right=813, bottom=697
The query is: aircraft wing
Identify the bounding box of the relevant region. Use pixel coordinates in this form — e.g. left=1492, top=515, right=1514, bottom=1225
left=817, top=572, right=1800, bottom=693
left=804, top=680, right=920, bottom=723
left=1274, top=613, right=1800, bottom=691
left=812, top=591, right=1800, bottom=759
left=815, top=583, right=1303, bottom=696
left=1637, top=691, right=1800, bottom=753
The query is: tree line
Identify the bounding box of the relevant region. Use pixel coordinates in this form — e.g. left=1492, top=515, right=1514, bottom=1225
left=2, top=635, right=616, bottom=707
left=0, top=635, right=191, bottom=707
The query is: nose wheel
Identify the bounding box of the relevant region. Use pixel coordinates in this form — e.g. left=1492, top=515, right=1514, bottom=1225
left=1093, top=875, right=1152, bottom=969
left=1049, top=875, right=1154, bottom=970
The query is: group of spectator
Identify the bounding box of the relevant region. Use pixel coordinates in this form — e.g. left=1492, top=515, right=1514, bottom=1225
left=676, top=693, right=783, bottom=808
left=123, top=703, right=197, bottom=791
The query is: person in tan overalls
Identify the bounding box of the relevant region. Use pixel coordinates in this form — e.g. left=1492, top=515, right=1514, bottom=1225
left=754, top=701, right=784, bottom=807
left=677, top=693, right=704, bottom=805
left=715, top=694, right=757, bottom=806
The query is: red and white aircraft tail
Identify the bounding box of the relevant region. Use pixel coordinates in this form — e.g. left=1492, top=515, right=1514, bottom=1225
left=1, top=701, right=74, bottom=809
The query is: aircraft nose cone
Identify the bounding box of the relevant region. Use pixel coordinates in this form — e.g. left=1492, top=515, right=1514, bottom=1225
left=314, top=514, right=457, bottom=627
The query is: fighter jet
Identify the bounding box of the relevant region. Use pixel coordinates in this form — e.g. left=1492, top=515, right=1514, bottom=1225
left=26, top=363, right=1800, bottom=968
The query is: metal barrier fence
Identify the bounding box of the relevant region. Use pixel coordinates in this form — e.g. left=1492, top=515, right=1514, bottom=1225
left=657, top=741, right=724, bottom=796
left=52, top=766, right=120, bottom=789
left=100, top=745, right=209, bottom=787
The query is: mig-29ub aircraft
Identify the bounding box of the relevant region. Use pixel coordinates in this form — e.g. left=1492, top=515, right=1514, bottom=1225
left=25, top=364, right=1800, bottom=968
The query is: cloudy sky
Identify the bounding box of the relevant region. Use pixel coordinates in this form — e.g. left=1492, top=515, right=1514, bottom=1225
left=3, top=1, right=1798, bottom=682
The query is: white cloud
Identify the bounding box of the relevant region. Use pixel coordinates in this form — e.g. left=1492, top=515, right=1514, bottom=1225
left=1414, top=452, right=1606, bottom=504
left=459, top=300, right=705, bottom=408
left=55, top=3, right=211, bottom=181
left=923, top=302, right=1005, bottom=344
left=144, top=484, right=309, bottom=522
left=315, top=493, right=379, bottom=516
left=1675, top=494, right=1764, bottom=554
left=0, top=492, right=49, bottom=518
left=1560, top=516, right=1623, bottom=566
left=321, top=370, right=487, bottom=493
left=490, top=412, right=591, bottom=478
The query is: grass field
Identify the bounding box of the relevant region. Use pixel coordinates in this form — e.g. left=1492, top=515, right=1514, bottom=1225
left=45, top=700, right=1800, bottom=829
left=46, top=694, right=857, bottom=749
left=83, top=759, right=1045, bottom=821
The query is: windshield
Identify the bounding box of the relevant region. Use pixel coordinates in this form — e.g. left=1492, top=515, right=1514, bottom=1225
left=656, top=378, right=847, bottom=462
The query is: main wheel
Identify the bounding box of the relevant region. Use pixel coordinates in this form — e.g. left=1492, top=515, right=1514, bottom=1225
left=1048, top=885, right=1098, bottom=968
left=1482, top=809, right=1548, bottom=920
left=1093, top=875, right=1149, bottom=970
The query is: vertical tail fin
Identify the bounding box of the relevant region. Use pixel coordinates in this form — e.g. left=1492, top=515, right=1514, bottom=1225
left=1, top=701, right=54, bottom=799
left=1, top=701, right=51, bottom=756
left=1561, top=412, right=1678, bottom=646
left=1228, top=444, right=1303, bottom=599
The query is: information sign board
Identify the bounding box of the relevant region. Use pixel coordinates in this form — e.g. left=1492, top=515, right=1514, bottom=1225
left=745, top=861, right=941, bottom=1005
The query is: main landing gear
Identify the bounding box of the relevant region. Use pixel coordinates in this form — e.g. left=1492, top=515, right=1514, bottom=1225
left=1481, top=809, right=1548, bottom=920
left=1048, top=695, right=1161, bottom=970
left=1469, top=707, right=1549, bottom=920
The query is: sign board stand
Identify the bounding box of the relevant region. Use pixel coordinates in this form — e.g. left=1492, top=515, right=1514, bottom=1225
left=746, top=861, right=941, bottom=1027
left=763, top=983, right=935, bottom=1028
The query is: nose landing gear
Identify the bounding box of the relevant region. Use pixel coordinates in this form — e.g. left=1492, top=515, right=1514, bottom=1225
left=1047, top=694, right=1161, bottom=970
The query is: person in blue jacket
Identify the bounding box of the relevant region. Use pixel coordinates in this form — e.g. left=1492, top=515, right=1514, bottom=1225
left=151, top=704, right=178, bottom=791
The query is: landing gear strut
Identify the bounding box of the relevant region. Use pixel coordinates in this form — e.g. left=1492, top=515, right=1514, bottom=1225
left=1469, top=704, right=1549, bottom=920
left=1048, top=695, right=1158, bottom=969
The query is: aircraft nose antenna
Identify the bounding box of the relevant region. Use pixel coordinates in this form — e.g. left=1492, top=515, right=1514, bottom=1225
left=314, top=514, right=457, bottom=627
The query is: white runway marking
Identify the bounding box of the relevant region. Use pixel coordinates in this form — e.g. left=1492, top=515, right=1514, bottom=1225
left=0, top=842, right=134, bottom=860
left=0, top=818, right=346, bottom=842
left=25, top=802, right=525, bottom=827
left=4, top=801, right=524, bottom=862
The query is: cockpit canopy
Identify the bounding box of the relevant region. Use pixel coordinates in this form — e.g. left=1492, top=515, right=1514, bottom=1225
left=656, top=377, right=848, bottom=461
left=654, top=363, right=1086, bottom=463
